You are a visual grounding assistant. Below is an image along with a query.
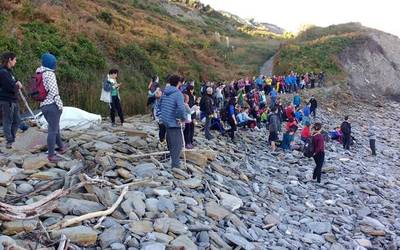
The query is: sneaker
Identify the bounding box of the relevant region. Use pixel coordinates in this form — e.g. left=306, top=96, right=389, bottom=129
left=56, top=145, right=68, bottom=155
left=185, top=144, right=194, bottom=149
left=5, top=142, right=12, bottom=149
left=111, top=123, right=117, bottom=127
left=48, top=155, right=64, bottom=163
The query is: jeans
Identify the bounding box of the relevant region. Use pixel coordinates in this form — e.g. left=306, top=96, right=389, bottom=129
left=184, top=122, right=194, bottom=145
left=369, top=139, right=376, bottom=155
left=158, top=123, right=166, bottom=142
left=205, top=116, right=212, bottom=140
left=313, top=152, right=325, bottom=183
left=41, top=103, right=63, bottom=156
left=0, top=101, right=21, bottom=143
left=343, top=134, right=351, bottom=150
left=166, top=127, right=183, bottom=168
left=110, top=95, right=124, bottom=124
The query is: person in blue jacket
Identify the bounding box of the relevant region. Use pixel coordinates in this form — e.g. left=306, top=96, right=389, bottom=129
left=160, top=75, right=186, bottom=168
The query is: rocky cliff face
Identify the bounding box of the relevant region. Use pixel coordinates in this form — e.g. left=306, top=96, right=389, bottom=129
left=339, top=30, right=400, bottom=101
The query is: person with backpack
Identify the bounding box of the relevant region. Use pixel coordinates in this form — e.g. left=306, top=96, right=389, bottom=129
left=0, top=52, right=23, bottom=149
left=308, top=96, right=317, bottom=119
left=106, top=69, right=124, bottom=127
left=200, top=87, right=214, bottom=140
left=268, top=107, right=280, bottom=152
left=311, top=122, right=325, bottom=183
left=340, top=116, right=351, bottom=150
left=36, top=52, right=67, bottom=163
left=160, top=75, right=186, bottom=168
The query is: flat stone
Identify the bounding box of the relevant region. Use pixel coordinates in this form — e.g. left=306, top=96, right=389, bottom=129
left=22, top=155, right=48, bottom=170
left=269, top=181, right=285, bottom=194
left=302, top=233, right=325, bottom=244
left=220, top=192, right=243, bottom=211
left=0, top=170, right=13, bottom=186
left=224, top=233, right=255, bottom=250
left=209, top=231, right=231, bottom=249
left=153, top=218, right=188, bottom=234
left=205, top=202, right=231, bottom=221
left=355, top=239, right=372, bottom=248
left=16, top=182, right=34, bottom=194
left=170, top=235, right=198, bottom=250
left=13, top=128, right=47, bottom=152
left=2, top=220, right=38, bottom=235
left=99, top=224, right=125, bottom=248
left=151, top=232, right=174, bottom=243
left=157, top=197, right=175, bottom=213
left=94, top=141, right=113, bottom=151
left=181, top=177, right=203, bottom=189
left=110, top=243, right=126, bottom=250
left=117, top=168, right=131, bottom=179
left=264, top=213, right=281, bottom=226
left=145, top=198, right=159, bottom=213
left=30, top=171, right=60, bottom=180
left=133, top=163, right=157, bottom=178
left=360, top=216, right=385, bottom=230
left=57, top=198, right=105, bottom=215
left=330, top=243, right=346, bottom=250
left=129, top=220, right=153, bottom=236
left=306, top=221, right=332, bottom=234
left=141, top=242, right=166, bottom=250
left=52, top=226, right=98, bottom=247
left=153, top=189, right=170, bottom=196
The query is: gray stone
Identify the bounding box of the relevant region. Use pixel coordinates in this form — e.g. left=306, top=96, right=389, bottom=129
left=360, top=216, right=385, bottom=230
left=94, top=141, right=113, bottom=150
left=129, top=220, right=153, bottom=236
left=307, top=221, right=332, bottom=234
left=181, top=177, right=203, bottom=189
left=269, top=181, right=285, bottom=194
left=153, top=218, right=188, bottom=234
left=0, top=170, right=12, bottom=186
left=157, top=197, right=175, bottom=213
left=355, top=239, right=372, bottom=248
left=205, top=202, right=230, bottom=221
left=302, top=233, right=325, bottom=244
left=2, top=220, right=38, bottom=235
left=220, top=192, right=243, bottom=211
left=224, top=233, right=255, bottom=250
left=264, top=213, right=281, bottom=226
left=145, top=198, right=159, bottom=213
left=57, top=198, right=105, bottom=215
left=99, top=224, right=125, bottom=248
left=151, top=232, right=174, bottom=243
left=52, top=226, right=98, bottom=247
left=330, top=243, right=346, bottom=250
left=16, top=182, right=34, bottom=194
left=133, top=163, right=157, bottom=178
left=141, top=243, right=166, bottom=250
left=111, top=243, right=126, bottom=250
left=171, top=235, right=198, bottom=250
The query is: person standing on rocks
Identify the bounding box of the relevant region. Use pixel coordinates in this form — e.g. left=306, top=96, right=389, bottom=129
left=108, top=69, right=124, bottom=127
left=308, top=95, right=317, bottom=119
left=37, top=53, right=67, bottom=163
left=200, top=87, right=215, bottom=140
left=312, top=122, right=325, bottom=183
left=160, top=75, right=186, bottom=168
left=340, top=116, right=352, bottom=150
left=0, top=52, right=22, bottom=149
left=268, top=106, right=280, bottom=152
left=367, top=121, right=377, bottom=156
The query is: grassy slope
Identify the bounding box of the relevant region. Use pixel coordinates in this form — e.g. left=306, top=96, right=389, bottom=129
left=0, top=0, right=279, bottom=115
left=273, top=23, right=367, bottom=80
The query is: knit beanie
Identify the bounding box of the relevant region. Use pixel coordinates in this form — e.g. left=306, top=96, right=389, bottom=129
left=41, top=52, right=57, bottom=70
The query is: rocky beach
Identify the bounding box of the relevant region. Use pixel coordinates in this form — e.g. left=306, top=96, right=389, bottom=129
left=0, top=100, right=399, bottom=250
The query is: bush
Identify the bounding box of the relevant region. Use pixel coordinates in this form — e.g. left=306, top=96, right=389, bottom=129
left=97, top=11, right=113, bottom=25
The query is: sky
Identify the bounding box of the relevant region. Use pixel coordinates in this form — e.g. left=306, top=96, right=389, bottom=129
left=200, top=0, right=400, bottom=37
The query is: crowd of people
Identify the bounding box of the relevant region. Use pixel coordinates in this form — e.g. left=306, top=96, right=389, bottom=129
left=0, top=51, right=377, bottom=184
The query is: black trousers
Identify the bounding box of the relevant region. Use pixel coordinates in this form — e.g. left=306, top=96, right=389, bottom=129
left=369, top=139, right=376, bottom=155
left=110, top=96, right=124, bottom=124
left=343, top=134, right=351, bottom=150
left=313, top=152, right=325, bottom=183
left=184, top=122, right=194, bottom=145
left=226, top=118, right=237, bottom=140
left=159, top=123, right=166, bottom=142
left=310, top=107, right=316, bottom=118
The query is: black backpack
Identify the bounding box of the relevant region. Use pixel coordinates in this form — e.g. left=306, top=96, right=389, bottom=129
left=303, top=136, right=314, bottom=158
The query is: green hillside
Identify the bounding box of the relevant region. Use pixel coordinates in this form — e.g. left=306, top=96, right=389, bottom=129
left=0, top=0, right=280, bottom=115
left=273, top=23, right=367, bottom=79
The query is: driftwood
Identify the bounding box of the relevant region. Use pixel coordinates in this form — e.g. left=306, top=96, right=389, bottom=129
left=0, top=175, right=155, bottom=221
left=49, top=186, right=128, bottom=230
left=57, top=234, right=69, bottom=250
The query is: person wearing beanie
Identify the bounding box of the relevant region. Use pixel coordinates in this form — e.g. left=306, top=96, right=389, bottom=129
left=0, top=52, right=23, bottom=149
left=36, top=52, right=67, bottom=163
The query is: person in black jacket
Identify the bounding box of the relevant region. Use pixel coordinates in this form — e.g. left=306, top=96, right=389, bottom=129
left=340, top=116, right=351, bottom=150
left=308, top=96, right=318, bottom=119
left=0, top=52, right=23, bottom=149
left=200, top=87, right=214, bottom=140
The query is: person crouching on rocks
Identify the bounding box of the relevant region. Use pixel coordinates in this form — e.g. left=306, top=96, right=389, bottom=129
left=37, top=53, right=67, bottom=163
left=160, top=75, right=186, bottom=168
left=312, top=122, right=325, bottom=183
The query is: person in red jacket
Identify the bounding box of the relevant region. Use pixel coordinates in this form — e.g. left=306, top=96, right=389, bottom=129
left=285, top=104, right=295, bottom=120
left=312, top=122, right=325, bottom=183
left=301, top=121, right=311, bottom=142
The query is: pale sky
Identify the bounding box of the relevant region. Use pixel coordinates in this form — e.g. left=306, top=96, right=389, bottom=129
left=200, top=0, right=400, bottom=37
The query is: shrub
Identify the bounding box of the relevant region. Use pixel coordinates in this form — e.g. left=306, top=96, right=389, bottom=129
left=97, top=11, right=113, bottom=25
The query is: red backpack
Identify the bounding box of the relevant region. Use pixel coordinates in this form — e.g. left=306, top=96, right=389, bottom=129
left=29, top=71, right=48, bottom=102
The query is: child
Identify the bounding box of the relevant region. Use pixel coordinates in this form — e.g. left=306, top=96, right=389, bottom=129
left=301, top=121, right=311, bottom=142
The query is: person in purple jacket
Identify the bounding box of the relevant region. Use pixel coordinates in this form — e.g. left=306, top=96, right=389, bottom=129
left=312, top=122, right=325, bottom=183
